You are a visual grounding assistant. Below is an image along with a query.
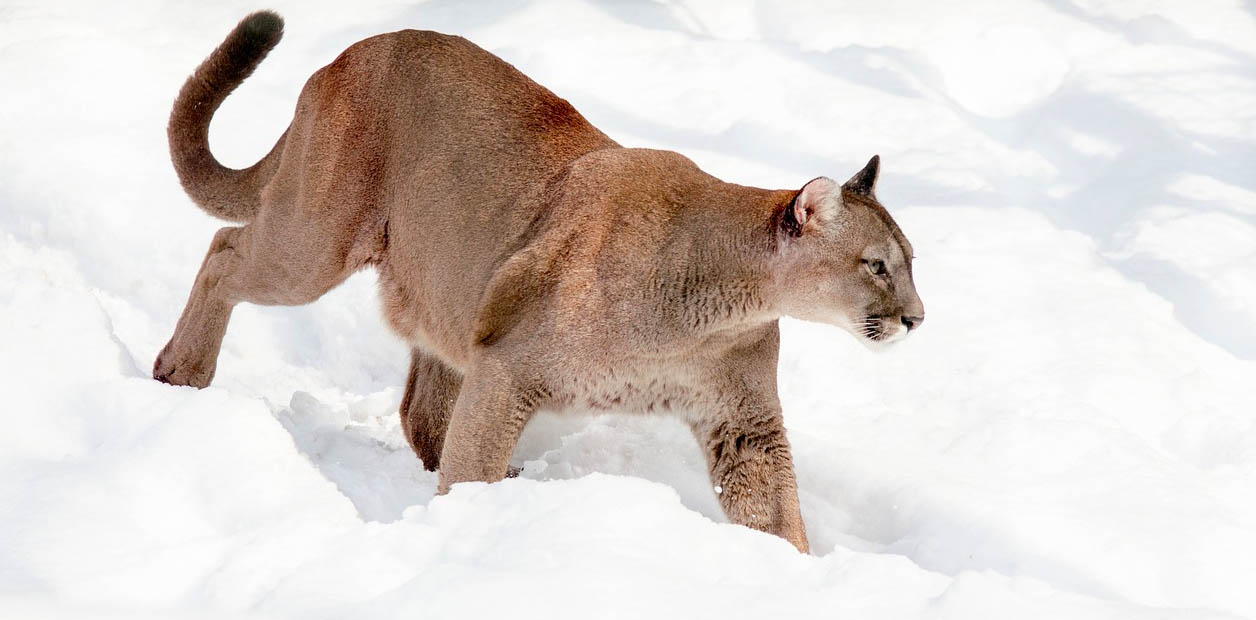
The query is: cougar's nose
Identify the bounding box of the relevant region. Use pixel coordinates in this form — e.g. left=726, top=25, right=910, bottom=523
left=901, top=315, right=923, bottom=331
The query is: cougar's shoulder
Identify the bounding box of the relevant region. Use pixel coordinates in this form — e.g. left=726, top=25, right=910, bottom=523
left=470, top=148, right=775, bottom=351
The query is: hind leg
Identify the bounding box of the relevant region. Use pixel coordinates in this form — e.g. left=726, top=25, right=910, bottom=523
left=399, top=349, right=463, bottom=470
left=154, top=207, right=370, bottom=387
left=154, top=226, right=249, bottom=387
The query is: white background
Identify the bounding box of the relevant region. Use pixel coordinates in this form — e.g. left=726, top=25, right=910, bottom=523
left=1, top=1, right=1254, bottom=618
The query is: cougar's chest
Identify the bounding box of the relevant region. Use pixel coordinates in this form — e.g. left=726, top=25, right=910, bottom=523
left=552, top=358, right=705, bottom=417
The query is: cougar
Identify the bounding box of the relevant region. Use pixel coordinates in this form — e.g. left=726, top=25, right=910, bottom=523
left=155, top=11, right=925, bottom=553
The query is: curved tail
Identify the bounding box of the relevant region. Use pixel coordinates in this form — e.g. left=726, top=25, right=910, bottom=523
left=168, top=11, right=287, bottom=223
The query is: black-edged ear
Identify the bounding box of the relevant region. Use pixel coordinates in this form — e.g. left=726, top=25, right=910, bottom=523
left=842, top=155, right=880, bottom=196
left=781, top=176, right=840, bottom=237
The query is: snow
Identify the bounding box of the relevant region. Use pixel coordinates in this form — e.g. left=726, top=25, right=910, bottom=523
left=2, top=1, right=1255, bottom=618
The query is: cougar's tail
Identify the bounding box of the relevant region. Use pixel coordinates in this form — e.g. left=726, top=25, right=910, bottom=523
left=168, top=11, right=286, bottom=223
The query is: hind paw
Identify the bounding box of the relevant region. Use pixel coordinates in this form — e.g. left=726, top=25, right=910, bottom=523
left=152, top=341, right=215, bottom=389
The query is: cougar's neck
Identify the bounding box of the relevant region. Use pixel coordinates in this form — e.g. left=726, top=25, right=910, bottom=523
left=663, top=185, right=795, bottom=334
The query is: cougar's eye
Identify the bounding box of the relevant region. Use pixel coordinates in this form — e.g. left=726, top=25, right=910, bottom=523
left=864, top=259, right=887, bottom=277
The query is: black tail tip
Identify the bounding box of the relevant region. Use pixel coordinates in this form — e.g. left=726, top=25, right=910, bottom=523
left=238, top=10, right=284, bottom=45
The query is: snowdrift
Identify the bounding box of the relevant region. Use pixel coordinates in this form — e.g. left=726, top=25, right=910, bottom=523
left=2, top=1, right=1254, bottom=618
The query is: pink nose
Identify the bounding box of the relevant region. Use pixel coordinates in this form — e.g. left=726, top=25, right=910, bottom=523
left=901, top=315, right=923, bottom=331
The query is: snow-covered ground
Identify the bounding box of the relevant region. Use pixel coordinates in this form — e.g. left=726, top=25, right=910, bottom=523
left=2, top=1, right=1255, bottom=618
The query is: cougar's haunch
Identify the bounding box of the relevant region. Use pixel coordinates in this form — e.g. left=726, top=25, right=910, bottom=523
left=155, top=11, right=925, bottom=553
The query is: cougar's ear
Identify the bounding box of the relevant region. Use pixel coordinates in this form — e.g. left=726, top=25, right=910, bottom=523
left=842, top=155, right=880, bottom=196
left=781, top=176, right=841, bottom=238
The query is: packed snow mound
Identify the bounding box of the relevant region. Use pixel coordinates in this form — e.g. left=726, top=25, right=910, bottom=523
left=2, top=1, right=1254, bottom=619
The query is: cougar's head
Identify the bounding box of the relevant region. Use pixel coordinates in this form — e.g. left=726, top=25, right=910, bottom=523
left=773, top=156, right=924, bottom=346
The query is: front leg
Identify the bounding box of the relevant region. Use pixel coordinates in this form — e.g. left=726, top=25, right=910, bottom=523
left=692, top=400, right=809, bottom=553
left=399, top=349, right=463, bottom=471
left=688, top=321, right=807, bottom=551
left=437, top=357, right=547, bottom=494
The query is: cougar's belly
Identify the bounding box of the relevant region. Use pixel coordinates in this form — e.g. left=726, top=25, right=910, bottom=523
left=540, top=352, right=707, bottom=420
left=372, top=170, right=539, bottom=370
left=374, top=224, right=496, bottom=372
